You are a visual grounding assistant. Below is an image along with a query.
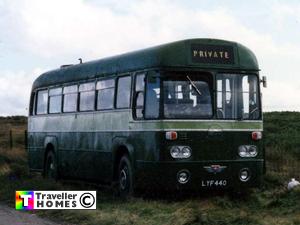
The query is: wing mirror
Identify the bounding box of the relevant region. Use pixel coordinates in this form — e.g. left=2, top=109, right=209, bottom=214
left=261, top=76, right=267, bottom=88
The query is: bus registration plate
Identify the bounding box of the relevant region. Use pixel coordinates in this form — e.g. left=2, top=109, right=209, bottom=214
left=201, top=180, right=227, bottom=187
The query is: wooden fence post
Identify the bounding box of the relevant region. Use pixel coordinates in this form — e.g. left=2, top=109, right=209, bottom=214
left=9, top=130, right=13, bottom=149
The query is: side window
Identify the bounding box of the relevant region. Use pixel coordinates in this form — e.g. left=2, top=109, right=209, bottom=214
left=79, top=82, right=95, bottom=111
left=135, top=73, right=145, bottom=119
left=216, top=74, right=259, bottom=119
left=49, top=87, right=62, bottom=113
left=242, top=75, right=259, bottom=119
left=29, top=92, right=35, bottom=115
left=63, top=85, right=78, bottom=112
left=135, top=74, right=145, bottom=92
left=145, top=75, right=160, bottom=119
left=96, top=79, right=115, bottom=110
left=36, top=90, right=48, bottom=115
left=116, top=76, right=131, bottom=108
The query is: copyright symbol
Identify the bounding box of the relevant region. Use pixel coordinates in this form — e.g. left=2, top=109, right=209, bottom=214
left=79, top=193, right=95, bottom=208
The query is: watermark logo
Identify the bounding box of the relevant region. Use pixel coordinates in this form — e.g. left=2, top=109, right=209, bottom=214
left=16, top=191, right=96, bottom=210
left=16, top=191, right=34, bottom=210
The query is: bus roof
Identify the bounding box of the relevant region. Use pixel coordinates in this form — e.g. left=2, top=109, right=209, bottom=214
left=32, top=38, right=259, bottom=90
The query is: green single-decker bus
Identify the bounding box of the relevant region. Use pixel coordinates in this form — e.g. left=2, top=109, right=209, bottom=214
left=28, top=38, right=265, bottom=196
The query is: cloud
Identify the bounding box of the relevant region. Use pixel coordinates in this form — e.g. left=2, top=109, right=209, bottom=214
left=0, top=68, right=45, bottom=116
left=5, top=0, right=177, bottom=59
left=0, top=0, right=300, bottom=115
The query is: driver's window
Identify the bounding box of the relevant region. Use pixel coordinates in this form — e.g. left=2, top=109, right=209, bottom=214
left=242, top=75, right=259, bottom=119
left=135, top=73, right=145, bottom=119
left=145, top=74, right=160, bottom=119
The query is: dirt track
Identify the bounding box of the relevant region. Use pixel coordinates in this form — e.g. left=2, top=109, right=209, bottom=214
left=0, top=204, right=70, bottom=225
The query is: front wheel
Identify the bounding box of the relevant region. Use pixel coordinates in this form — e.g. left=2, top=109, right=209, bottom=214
left=44, top=151, right=58, bottom=180
left=118, top=155, right=133, bottom=198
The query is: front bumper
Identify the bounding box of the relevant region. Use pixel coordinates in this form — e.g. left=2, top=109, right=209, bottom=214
left=135, top=160, right=264, bottom=190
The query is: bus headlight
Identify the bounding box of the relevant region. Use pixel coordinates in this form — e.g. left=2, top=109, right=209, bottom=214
left=238, top=145, right=257, bottom=157
left=248, top=146, right=258, bottom=156
left=238, top=145, right=248, bottom=157
left=182, top=147, right=192, bottom=158
left=170, top=146, right=192, bottom=159
left=170, top=146, right=181, bottom=158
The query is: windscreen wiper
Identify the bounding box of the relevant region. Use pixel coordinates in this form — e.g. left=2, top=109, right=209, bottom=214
left=186, top=75, right=202, bottom=95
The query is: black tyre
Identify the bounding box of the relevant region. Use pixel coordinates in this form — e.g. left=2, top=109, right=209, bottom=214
left=118, top=155, right=133, bottom=198
left=44, top=151, right=58, bottom=180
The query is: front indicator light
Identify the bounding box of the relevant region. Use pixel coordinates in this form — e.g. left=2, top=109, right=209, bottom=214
left=166, top=131, right=178, bottom=140
left=252, top=131, right=262, bottom=140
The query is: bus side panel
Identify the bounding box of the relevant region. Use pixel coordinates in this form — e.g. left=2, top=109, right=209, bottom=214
left=28, top=117, right=48, bottom=171
left=58, top=113, right=96, bottom=180
left=94, top=132, right=113, bottom=183
left=94, top=110, right=132, bottom=183
left=27, top=132, right=46, bottom=171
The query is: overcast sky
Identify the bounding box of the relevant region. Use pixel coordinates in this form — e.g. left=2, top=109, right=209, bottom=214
left=0, top=0, right=300, bottom=115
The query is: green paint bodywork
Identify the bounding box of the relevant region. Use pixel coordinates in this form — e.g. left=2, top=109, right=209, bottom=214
left=32, top=39, right=259, bottom=90
left=28, top=39, right=264, bottom=191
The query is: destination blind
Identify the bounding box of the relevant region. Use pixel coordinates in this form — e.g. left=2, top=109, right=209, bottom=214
left=191, top=44, right=234, bottom=64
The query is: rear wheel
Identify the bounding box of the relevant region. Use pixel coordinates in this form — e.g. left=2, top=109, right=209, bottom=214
left=118, top=155, right=133, bottom=198
left=44, top=151, right=58, bottom=180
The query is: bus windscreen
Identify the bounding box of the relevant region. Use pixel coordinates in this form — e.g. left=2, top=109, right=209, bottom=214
left=216, top=74, right=260, bottom=120
left=162, top=74, right=213, bottom=119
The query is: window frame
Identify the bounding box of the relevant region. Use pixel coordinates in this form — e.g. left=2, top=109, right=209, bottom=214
left=144, top=71, right=162, bottom=120
left=29, top=91, right=36, bottom=116
left=116, top=74, right=132, bottom=109
left=96, top=77, right=116, bottom=111
left=48, top=87, right=63, bottom=114
left=215, top=73, right=261, bottom=120
left=78, top=81, right=96, bottom=112
left=35, top=89, right=49, bottom=115
left=160, top=71, right=214, bottom=120
left=133, top=72, right=146, bottom=120
left=63, top=84, right=79, bottom=113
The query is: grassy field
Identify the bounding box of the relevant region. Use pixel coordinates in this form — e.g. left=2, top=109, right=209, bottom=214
left=0, top=113, right=299, bottom=225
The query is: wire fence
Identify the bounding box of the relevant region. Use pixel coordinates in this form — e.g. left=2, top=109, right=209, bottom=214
left=266, top=146, right=300, bottom=179
left=0, top=129, right=27, bottom=150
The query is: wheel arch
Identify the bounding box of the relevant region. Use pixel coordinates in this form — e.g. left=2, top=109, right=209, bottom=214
left=112, top=138, right=135, bottom=181
left=43, top=136, right=58, bottom=171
